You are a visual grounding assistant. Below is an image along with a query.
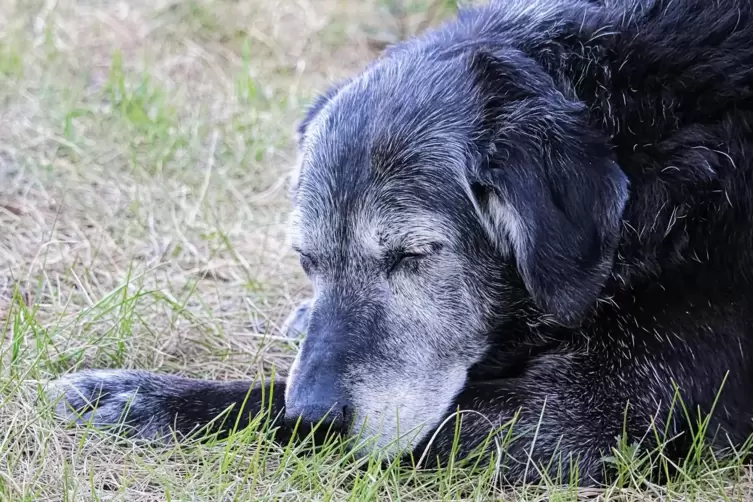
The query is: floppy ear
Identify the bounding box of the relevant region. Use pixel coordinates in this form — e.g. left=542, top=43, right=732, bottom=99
left=469, top=50, right=629, bottom=325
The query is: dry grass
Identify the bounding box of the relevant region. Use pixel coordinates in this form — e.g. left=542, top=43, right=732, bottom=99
left=1, top=0, right=752, bottom=500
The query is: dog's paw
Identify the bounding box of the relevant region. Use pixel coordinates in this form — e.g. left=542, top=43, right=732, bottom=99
left=282, top=298, right=312, bottom=339
left=46, top=369, right=172, bottom=439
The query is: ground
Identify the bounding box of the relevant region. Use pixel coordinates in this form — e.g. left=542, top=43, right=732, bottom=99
left=0, top=0, right=751, bottom=500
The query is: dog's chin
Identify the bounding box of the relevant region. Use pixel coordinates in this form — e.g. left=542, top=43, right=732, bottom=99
left=343, top=412, right=436, bottom=463
left=341, top=365, right=470, bottom=462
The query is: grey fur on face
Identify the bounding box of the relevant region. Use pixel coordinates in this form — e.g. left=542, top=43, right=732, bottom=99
left=285, top=52, right=526, bottom=457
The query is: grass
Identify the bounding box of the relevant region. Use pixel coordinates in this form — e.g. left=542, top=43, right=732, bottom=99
left=0, top=0, right=752, bottom=500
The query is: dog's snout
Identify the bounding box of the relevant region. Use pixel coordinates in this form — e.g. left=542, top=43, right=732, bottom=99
left=285, top=301, right=360, bottom=438
left=284, top=392, right=349, bottom=436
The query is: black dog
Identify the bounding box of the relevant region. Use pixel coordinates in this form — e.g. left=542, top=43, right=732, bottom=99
left=50, top=0, right=753, bottom=486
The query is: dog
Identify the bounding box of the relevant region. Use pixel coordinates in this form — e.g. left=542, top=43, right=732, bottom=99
left=48, top=0, right=753, bottom=486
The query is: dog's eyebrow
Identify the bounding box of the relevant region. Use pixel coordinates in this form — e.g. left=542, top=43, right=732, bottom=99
left=375, top=228, right=450, bottom=252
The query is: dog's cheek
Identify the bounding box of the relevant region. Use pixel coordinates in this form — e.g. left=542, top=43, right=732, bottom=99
left=390, top=259, right=478, bottom=329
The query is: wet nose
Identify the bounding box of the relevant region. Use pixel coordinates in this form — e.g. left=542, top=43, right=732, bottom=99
left=284, top=391, right=349, bottom=436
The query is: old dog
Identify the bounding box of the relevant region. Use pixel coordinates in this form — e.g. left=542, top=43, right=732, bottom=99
left=49, top=0, right=753, bottom=486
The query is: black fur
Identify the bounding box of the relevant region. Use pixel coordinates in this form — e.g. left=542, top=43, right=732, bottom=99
left=53, top=0, right=753, bottom=488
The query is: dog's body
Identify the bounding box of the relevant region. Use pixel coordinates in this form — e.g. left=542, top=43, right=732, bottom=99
left=51, top=0, right=753, bottom=486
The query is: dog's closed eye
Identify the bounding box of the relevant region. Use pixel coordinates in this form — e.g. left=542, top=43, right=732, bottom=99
left=386, top=243, right=444, bottom=275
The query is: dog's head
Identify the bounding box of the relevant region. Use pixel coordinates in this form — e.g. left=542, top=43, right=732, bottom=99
left=284, top=43, right=628, bottom=458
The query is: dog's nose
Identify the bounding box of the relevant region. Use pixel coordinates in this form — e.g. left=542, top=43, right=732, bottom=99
left=284, top=394, right=349, bottom=436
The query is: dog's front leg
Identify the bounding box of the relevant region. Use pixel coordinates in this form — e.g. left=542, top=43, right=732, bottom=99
left=47, top=370, right=291, bottom=443
left=47, top=300, right=318, bottom=442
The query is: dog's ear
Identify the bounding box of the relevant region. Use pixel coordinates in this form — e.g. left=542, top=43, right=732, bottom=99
left=469, top=50, right=629, bottom=325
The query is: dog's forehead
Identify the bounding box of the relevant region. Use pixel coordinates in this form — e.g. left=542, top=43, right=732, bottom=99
left=292, top=176, right=460, bottom=254
left=297, top=55, right=476, bottom=176
left=290, top=56, right=483, bottom=254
